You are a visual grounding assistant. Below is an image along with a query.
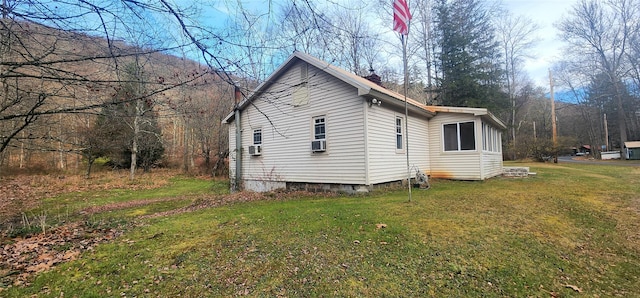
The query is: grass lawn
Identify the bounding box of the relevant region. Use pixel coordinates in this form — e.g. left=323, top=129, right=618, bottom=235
left=2, top=162, right=640, bottom=297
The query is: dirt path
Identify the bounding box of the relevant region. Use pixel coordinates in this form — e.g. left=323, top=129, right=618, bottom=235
left=0, top=171, right=172, bottom=226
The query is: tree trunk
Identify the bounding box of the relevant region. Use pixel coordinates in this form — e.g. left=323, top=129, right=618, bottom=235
left=182, top=117, right=189, bottom=173
left=130, top=98, right=141, bottom=180
left=85, top=155, right=95, bottom=179
left=19, top=131, right=25, bottom=168
left=615, top=84, right=628, bottom=159
left=511, top=96, right=516, bottom=159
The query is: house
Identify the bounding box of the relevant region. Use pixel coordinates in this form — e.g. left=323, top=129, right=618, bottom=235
left=625, top=141, right=640, bottom=160
left=577, top=145, right=591, bottom=156
left=223, top=52, right=506, bottom=192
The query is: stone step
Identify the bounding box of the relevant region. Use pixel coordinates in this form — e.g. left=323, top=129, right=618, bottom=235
left=502, top=166, right=530, bottom=177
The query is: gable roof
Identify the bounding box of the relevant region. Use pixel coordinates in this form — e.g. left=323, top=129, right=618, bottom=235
left=291, top=52, right=433, bottom=114
left=223, top=51, right=434, bottom=123
left=223, top=52, right=506, bottom=130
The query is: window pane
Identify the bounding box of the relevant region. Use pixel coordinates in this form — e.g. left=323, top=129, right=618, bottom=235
left=314, top=117, right=325, bottom=140
left=443, top=124, right=458, bottom=151
left=253, top=129, right=262, bottom=145
left=459, top=122, right=475, bottom=150
left=490, top=128, right=494, bottom=151
left=482, top=124, right=487, bottom=151
left=396, top=117, right=403, bottom=149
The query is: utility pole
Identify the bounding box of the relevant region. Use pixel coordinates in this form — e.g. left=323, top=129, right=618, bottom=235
left=549, top=70, right=558, bottom=163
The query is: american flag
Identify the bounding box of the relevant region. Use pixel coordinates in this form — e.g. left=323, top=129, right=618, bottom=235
left=393, top=0, right=411, bottom=35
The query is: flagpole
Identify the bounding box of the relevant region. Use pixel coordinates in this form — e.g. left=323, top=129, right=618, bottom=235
left=402, top=34, right=412, bottom=202
left=393, top=0, right=412, bottom=202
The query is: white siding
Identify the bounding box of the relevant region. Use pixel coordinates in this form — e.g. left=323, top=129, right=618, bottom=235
left=428, top=113, right=482, bottom=180
left=238, top=60, right=366, bottom=187
left=480, top=122, right=503, bottom=179
left=367, top=105, right=430, bottom=184
left=481, top=152, right=503, bottom=179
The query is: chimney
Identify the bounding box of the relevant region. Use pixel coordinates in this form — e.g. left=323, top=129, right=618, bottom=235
left=234, top=85, right=242, bottom=105
left=363, top=68, right=383, bottom=87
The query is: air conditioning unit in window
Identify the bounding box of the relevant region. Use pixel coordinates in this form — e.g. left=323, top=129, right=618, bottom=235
left=248, top=145, right=262, bottom=156
left=311, top=140, right=326, bottom=152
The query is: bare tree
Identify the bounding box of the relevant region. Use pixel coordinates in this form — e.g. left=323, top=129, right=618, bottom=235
left=0, top=1, right=210, bottom=171
left=495, top=10, right=539, bottom=159
left=412, top=0, right=436, bottom=95
left=325, top=2, right=382, bottom=75
left=558, top=0, right=640, bottom=157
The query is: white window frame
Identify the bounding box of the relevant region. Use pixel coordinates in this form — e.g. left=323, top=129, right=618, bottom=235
left=313, top=116, right=326, bottom=141
left=311, top=115, right=327, bottom=153
left=395, top=116, right=405, bottom=153
left=482, top=122, right=502, bottom=153
left=443, top=121, right=476, bottom=152
left=482, top=123, right=487, bottom=151
left=253, top=128, right=262, bottom=145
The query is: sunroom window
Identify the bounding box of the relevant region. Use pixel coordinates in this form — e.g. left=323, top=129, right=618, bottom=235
left=444, top=121, right=476, bottom=151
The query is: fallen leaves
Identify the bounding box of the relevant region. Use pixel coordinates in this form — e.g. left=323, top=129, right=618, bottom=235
left=1, top=222, right=122, bottom=286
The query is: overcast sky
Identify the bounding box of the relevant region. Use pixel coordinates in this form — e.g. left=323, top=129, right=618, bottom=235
left=502, top=0, right=579, bottom=87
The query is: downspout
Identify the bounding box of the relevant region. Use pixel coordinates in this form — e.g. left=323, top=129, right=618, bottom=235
left=234, top=86, right=242, bottom=192
left=479, top=120, right=485, bottom=180
left=363, top=99, right=370, bottom=187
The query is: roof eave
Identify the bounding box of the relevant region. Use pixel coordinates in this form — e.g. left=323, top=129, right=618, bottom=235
left=426, top=105, right=506, bottom=129
left=222, top=110, right=235, bottom=124
left=483, top=111, right=507, bottom=130
left=365, top=89, right=436, bottom=117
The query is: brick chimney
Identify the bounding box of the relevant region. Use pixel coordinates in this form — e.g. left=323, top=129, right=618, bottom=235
left=234, top=85, right=241, bottom=105
left=363, top=68, right=382, bottom=87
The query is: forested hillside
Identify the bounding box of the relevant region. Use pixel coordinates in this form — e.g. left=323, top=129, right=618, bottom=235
left=0, top=20, right=236, bottom=176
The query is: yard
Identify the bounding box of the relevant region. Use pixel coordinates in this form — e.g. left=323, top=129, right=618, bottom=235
left=1, top=162, right=639, bottom=297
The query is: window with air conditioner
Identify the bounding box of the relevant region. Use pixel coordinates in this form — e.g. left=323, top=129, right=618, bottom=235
left=312, top=116, right=326, bottom=152
left=249, top=129, right=262, bottom=156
